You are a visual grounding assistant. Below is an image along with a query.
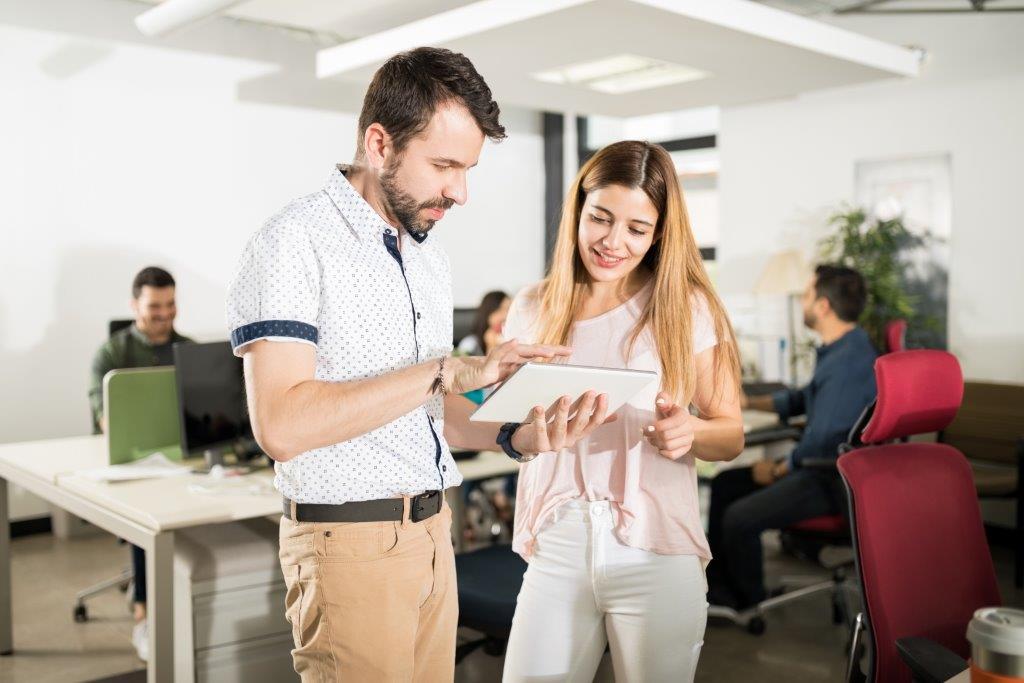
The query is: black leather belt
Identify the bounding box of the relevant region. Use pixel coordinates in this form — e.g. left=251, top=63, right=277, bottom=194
left=282, top=490, right=443, bottom=523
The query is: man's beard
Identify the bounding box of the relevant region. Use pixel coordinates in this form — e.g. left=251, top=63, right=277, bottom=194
left=803, top=310, right=816, bottom=330
left=380, top=162, right=453, bottom=236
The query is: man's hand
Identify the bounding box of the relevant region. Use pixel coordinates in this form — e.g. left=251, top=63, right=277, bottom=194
left=449, top=340, right=571, bottom=394
left=510, top=391, right=614, bottom=459
left=771, top=459, right=789, bottom=480
left=644, top=392, right=697, bottom=460
left=752, top=459, right=776, bottom=486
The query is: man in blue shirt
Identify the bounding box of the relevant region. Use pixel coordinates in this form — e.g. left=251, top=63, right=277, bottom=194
left=708, top=265, right=877, bottom=610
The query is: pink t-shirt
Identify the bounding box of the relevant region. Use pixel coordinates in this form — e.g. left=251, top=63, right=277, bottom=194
left=505, top=282, right=717, bottom=561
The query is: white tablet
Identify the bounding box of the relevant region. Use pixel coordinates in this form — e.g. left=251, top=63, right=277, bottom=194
left=469, top=362, right=659, bottom=423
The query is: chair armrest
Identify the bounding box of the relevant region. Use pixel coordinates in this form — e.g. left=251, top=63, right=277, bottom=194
left=895, top=637, right=968, bottom=683
left=800, top=457, right=838, bottom=471
left=744, top=425, right=802, bottom=448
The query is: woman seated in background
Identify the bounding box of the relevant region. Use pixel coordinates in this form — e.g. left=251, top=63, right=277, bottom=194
left=458, top=290, right=510, bottom=406
left=457, top=289, right=511, bottom=358
left=458, top=289, right=516, bottom=542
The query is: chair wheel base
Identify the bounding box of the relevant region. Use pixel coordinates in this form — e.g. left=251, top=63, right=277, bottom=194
left=73, top=605, right=88, bottom=623
left=708, top=605, right=767, bottom=636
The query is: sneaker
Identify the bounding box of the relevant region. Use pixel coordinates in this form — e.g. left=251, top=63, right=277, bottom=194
left=131, top=620, right=149, bottom=662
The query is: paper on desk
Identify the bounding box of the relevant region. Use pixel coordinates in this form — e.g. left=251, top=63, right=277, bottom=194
left=81, top=452, right=191, bottom=482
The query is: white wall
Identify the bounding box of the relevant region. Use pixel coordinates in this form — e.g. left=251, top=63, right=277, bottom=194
left=0, top=1, right=545, bottom=456
left=717, top=12, right=1024, bottom=383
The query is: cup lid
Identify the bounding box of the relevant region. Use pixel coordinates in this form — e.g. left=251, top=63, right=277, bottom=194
left=968, top=608, right=1024, bottom=656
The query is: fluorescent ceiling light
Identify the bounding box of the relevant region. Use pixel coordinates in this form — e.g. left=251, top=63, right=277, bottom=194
left=533, top=54, right=708, bottom=94
left=317, top=0, right=591, bottom=79
left=135, top=0, right=243, bottom=38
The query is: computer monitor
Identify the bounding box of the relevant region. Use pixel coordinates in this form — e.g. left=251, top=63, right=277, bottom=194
left=173, top=341, right=256, bottom=459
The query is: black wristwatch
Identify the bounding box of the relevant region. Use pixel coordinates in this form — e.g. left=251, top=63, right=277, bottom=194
left=497, top=422, right=529, bottom=462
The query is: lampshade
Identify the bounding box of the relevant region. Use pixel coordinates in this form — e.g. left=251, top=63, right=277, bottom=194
left=753, top=250, right=809, bottom=296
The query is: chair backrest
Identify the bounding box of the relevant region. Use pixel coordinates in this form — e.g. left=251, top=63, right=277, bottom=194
left=109, top=318, right=134, bottom=337
left=859, top=350, right=963, bottom=445
left=884, top=319, right=907, bottom=353
left=453, top=307, right=476, bottom=346
left=838, top=350, right=1000, bottom=683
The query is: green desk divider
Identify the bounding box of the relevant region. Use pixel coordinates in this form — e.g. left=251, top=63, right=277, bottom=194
left=103, top=367, right=182, bottom=465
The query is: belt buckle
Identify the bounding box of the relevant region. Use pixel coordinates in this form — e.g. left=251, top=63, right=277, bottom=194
left=411, top=490, right=441, bottom=523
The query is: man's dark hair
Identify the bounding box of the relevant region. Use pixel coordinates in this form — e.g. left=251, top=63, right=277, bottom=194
left=814, top=264, right=867, bottom=323
left=357, top=47, right=505, bottom=156
left=132, top=266, right=175, bottom=299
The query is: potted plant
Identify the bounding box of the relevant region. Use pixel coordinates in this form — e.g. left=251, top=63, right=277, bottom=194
left=818, top=200, right=943, bottom=351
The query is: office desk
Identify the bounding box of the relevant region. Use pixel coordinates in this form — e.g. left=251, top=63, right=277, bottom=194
left=0, top=439, right=520, bottom=681
left=0, top=435, right=279, bottom=683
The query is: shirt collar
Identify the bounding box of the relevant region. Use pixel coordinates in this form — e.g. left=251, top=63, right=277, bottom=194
left=325, top=164, right=429, bottom=246
left=129, top=324, right=175, bottom=348
left=816, top=326, right=866, bottom=359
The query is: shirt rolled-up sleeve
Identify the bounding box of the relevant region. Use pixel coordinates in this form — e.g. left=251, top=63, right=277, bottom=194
left=771, top=386, right=807, bottom=422
left=226, top=222, right=321, bottom=356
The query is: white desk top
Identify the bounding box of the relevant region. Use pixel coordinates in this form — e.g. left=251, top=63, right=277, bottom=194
left=742, top=409, right=781, bottom=433
left=0, top=435, right=519, bottom=533
left=455, top=450, right=519, bottom=481
left=52, top=449, right=517, bottom=531
left=0, top=434, right=280, bottom=532
left=57, top=468, right=280, bottom=532
left=0, top=434, right=107, bottom=484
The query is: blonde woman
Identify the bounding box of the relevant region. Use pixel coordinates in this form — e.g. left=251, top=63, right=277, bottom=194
left=501, top=141, right=744, bottom=682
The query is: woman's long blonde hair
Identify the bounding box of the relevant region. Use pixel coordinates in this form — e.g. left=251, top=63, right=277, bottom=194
left=536, top=140, right=740, bottom=405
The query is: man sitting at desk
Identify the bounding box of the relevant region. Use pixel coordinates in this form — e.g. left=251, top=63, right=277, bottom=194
left=707, top=264, right=877, bottom=611
left=88, top=266, right=193, bottom=661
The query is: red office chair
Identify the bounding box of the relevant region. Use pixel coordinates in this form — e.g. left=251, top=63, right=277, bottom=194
left=885, top=319, right=908, bottom=354
left=838, top=350, right=1001, bottom=683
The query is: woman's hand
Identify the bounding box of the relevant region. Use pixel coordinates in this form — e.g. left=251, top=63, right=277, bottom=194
left=644, top=391, right=697, bottom=460
left=510, top=391, right=615, bottom=459
left=449, top=340, right=571, bottom=394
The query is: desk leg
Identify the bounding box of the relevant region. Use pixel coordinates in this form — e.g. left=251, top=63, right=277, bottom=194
left=147, top=531, right=174, bottom=683
left=0, top=477, right=11, bottom=656
left=446, top=487, right=465, bottom=554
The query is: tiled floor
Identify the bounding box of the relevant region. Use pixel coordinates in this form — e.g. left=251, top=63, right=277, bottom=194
left=2, top=528, right=1021, bottom=682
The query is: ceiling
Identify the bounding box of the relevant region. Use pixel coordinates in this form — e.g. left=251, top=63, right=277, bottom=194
left=136, top=0, right=923, bottom=116
left=220, top=0, right=477, bottom=41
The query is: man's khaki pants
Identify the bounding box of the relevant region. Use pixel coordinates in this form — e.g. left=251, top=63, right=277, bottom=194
left=279, top=500, right=457, bottom=681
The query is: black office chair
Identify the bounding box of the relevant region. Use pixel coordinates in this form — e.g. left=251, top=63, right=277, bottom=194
left=108, top=318, right=133, bottom=337
left=455, top=544, right=527, bottom=663
left=453, top=307, right=477, bottom=348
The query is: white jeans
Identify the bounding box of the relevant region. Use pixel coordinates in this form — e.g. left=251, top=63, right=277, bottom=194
left=503, top=500, right=708, bottom=683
